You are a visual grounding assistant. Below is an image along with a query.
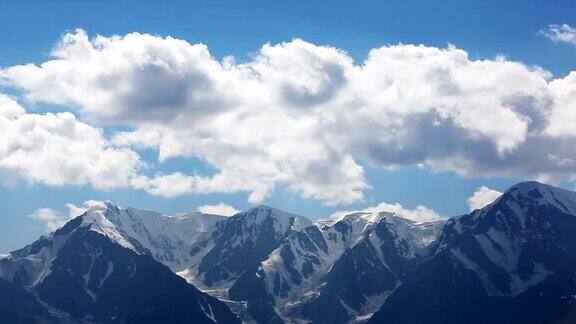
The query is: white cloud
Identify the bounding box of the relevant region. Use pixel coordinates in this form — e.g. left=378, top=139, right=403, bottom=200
left=0, top=111, right=142, bottom=190
left=30, top=200, right=104, bottom=232
left=540, top=24, right=576, bottom=45
left=65, top=199, right=104, bottom=217
left=0, top=94, right=24, bottom=119
left=545, top=71, right=576, bottom=137
left=29, top=208, right=69, bottom=232
left=2, top=30, right=576, bottom=204
left=130, top=171, right=273, bottom=203
left=130, top=173, right=199, bottom=199
left=197, top=202, right=240, bottom=216
left=467, top=186, right=503, bottom=211
left=331, top=202, right=443, bottom=223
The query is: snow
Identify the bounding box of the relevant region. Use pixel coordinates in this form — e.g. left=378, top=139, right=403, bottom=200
left=1, top=182, right=574, bottom=324
left=339, top=299, right=356, bottom=317
left=242, top=205, right=313, bottom=234
left=474, top=228, right=522, bottom=272
left=128, top=262, right=137, bottom=278
left=7, top=201, right=438, bottom=320
left=453, top=232, right=554, bottom=298
left=85, top=247, right=107, bottom=286
left=81, top=206, right=138, bottom=251
left=1, top=199, right=449, bottom=323
left=3, top=188, right=570, bottom=323
left=81, top=203, right=227, bottom=272
left=0, top=228, right=75, bottom=288
left=199, top=299, right=216, bottom=322
left=508, top=181, right=576, bottom=215
left=255, top=209, right=443, bottom=318
left=317, top=211, right=387, bottom=239
left=98, top=261, right=114, bottom=288
left=0, top=200, right=230, bottom=306
left=451, top=247, right=504, bottom=296
left=509, top=262, right=553, bottom=296
left=432, top=182, right=576, bottom=300
left=356, top=285, right=400, bottom=322
left=260, top=211, right=386, bottom=306
left=84, top=286, right=96, bottom=302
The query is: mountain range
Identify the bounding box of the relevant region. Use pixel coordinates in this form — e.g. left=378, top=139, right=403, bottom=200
left=1, top=181, right=575, bottom=323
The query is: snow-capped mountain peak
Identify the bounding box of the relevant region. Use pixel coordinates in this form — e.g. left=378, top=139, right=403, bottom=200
left=4, top=182, right=576, bottom=323
left=0, top=200, right=241, bottom=323
left=79, top=203, right=139, bottom=251
left=328, top=210, right=390, bottom=226
left=370, top=182, right=576, bottom=324
left=236, top=205, right=314, bottom=233
left=85, top=203, right=228, bottom=271
left=504, top=181, right=576, bottom=215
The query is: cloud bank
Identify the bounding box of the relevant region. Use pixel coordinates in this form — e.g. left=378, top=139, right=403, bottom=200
left=0, top=98, right=141, bottom=190
left=2, top=29, right=576, bottom=205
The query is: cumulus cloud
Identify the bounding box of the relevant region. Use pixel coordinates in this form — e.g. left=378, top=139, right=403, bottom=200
left=197, top=202, right=240, bottom=216
left=545, top=72, right=576, bottom=137
left=540, top=24, right=576, bottom=45
left=29, top=208, right=69, bottom=232
left=331, top=202, right=443, bottom=223
left=130, top=171, right=275, bottom=203
left=0, top=110, right=142, bottom=190
left=66, top=199, right=104, bottom=217
left=0, top=94, right=24, bottom=119
left=2, top=30, right=576, bottom=204
left=29, top=200, right=104, bottom=232
left=467, top=186, right=503, bottom=211
left=0, top=101, right=254, bottom=198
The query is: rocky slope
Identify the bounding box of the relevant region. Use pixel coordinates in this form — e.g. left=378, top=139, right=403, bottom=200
left=370, top=181, right=576, bottom=324
left=0, top=206, right=240, bottom=323
left=3, top=181, right=574, bottom=323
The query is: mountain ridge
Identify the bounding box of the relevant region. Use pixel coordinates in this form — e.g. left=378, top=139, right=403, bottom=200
left=0, top=208, right=241, bottom=323
left=2, top=181, right=575, bottom=323
left=370, top=181, right=576, bottom=324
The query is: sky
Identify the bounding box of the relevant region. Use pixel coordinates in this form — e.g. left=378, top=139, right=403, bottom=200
left=0, top=0, right=575, bottom=252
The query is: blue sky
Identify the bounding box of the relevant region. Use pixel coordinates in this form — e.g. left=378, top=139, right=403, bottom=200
left=0, top=0, right=575, bottom=252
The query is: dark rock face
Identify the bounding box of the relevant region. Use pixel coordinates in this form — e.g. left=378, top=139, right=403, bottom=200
left=227, top=224, right=330, bottom=323
left=278, top=226, right=328, bottom=288
left=228, top=267, right=284, bottom=324
left=298, top=217, right=422, bottom=324
left=0, top=277, right=56, bottom=324
left=299, top=240, right=398, bottom=323
left=40, top=228, right=238, bottom=323
left=198, top=206, right=309, bottom=287
left=228, top=211, right=441, bottom=324
left=199, top=212, right=280, bottom=286
left=195, top=206, right=311, bottom=322
left=370, top=182, right=576, bottom=324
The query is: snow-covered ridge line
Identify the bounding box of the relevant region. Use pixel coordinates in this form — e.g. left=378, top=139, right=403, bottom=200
left=5, top=180, right=576, bottom=323
left=505, top=181, right=576, bottom=215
